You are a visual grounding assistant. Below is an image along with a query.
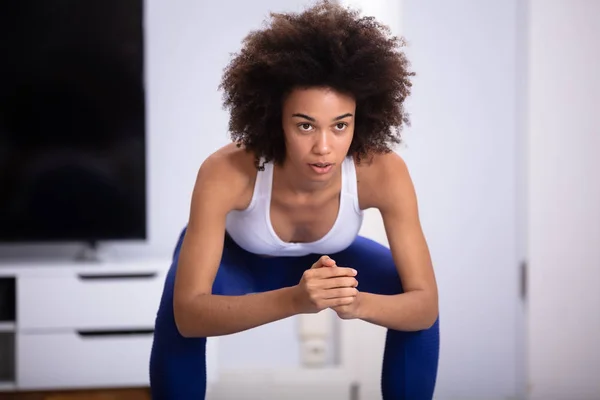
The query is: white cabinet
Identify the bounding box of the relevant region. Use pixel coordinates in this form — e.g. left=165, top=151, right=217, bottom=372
left=18, top=332, right=154, bottom=390
left=0, top=259, right=168, bottom=392
left=18, top=270, right=164, bottom=331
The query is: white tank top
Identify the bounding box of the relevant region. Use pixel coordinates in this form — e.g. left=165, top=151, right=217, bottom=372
left=225, top=156, right=364, bottom=257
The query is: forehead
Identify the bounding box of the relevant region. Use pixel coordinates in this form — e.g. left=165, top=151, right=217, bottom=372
left=283, top=86, right=356, bottom=116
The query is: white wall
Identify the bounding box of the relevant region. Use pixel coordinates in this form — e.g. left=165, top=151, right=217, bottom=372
left=401, top=1, right=522, bottom=398
left=526, top=1, right=600, bottom=399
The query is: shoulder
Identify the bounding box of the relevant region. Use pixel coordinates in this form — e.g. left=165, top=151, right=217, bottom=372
left=199, top=143, right=256, bottom=180
left=194, top=143, right=257, bottom=211
left=355, top=150, right=409, bottom=181
left=355, top=151, right=415, bottom=212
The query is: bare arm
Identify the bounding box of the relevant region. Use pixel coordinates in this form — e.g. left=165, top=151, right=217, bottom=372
left=173, top=152, right=301, bottom=338
left=173, top=150, right=356, bottom=338
left=356, top=153, right=439, bottom=331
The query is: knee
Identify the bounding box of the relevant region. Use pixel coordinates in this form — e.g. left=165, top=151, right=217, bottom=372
left=337, top=237, right=403, bottom=296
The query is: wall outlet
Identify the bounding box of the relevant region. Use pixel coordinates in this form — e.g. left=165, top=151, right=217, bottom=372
left=300, top=338, right=328, bottom=368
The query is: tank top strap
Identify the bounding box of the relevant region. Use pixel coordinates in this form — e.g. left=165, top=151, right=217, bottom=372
left=259, top=158, right=274, bottom=195
left=342, top=156, right=361, bottom=213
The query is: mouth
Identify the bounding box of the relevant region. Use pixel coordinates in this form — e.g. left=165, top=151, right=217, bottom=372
left=309, top=162, right=334, bottom=174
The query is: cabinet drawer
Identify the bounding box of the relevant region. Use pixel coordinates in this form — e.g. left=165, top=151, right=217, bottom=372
left=17, top=331, right=153, bottom=390
left=18, top=271, right=164, bottom=330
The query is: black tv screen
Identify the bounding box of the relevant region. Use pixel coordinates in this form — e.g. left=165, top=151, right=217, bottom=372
left=0, top=1, right=147, bottom=243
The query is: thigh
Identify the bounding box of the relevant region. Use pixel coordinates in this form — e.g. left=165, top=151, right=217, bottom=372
left=153, top=229, right=261, bottom=339
left=156, top=229, right=258, bottom=327
left=247, top=253, right=316, bottom=293
left=330, top=236, right=403, bottom=296
left=332, top=236, right=440, bottom=398
left=150, top=229, right=261, bottom=399
left=211, top=233, right=259, bottom=296
left=248, top=237, right=402, bottom=294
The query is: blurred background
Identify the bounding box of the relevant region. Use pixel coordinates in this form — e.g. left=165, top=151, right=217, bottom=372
left=0, top=0, right=598, bottom=399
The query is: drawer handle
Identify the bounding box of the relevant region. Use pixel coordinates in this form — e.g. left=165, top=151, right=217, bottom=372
left=77, top=329, right=154, bottom=338
left=77, top=272, right=157, bottom=281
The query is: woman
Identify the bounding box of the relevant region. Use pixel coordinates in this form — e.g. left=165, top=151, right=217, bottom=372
left=149, top=1, right=440, bottom=398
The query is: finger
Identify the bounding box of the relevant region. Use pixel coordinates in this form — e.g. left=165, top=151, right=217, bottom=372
left=320, top=277, right=358, bottom=289
left=311, top=255, right=336, bottom=269
left=313, top=266, right=357, bottom=278
left=323, top=296, right=355, bottom=308
left=322, top=287, right=358, bottom=299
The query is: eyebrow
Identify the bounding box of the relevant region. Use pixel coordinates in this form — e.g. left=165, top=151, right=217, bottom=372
left=291, top=113, right=354, bottom=122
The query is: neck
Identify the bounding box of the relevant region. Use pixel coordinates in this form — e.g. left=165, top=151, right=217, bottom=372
left=274, top=161, right=341, bottom=195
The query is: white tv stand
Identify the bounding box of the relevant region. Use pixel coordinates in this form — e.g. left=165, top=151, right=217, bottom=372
left=0, top=257, right=168, bottom=392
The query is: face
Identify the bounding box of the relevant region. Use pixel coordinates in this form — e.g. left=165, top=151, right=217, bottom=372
left=281, top=86, right=356, bottom=181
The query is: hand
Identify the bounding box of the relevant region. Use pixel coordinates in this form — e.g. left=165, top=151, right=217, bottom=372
left=293, top=255, right=359, bottom=314
left=313, top=262, right=362, bottom=320
left=331, top=291, right=363, bottom=320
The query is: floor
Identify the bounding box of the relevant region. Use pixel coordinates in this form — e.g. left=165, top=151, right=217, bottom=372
left=0, top=388, right=151, bottom=400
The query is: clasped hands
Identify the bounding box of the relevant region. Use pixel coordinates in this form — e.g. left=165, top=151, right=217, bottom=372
left=294, top=255, right=361, bottom=320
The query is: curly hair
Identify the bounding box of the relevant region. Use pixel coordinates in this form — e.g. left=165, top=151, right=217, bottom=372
left=219, top=0, right=414, bottom=169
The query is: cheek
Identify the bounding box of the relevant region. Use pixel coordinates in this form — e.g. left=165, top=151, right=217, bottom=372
left=284, top=134, right=301, bottom=150
left=283, top=133, right=308, bottom=160
left=339, top=131, right=354, bottom=149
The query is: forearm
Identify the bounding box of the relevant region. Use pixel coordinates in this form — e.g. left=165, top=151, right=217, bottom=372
left=358, top=290, right=438, bottom=331
left=175, top=286, right=299, bottom=337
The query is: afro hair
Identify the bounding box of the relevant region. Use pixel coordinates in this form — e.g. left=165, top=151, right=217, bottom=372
left=219, top=0, right=414, bottom=169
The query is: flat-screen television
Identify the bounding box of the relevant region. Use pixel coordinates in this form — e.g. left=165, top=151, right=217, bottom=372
left=0, top=1, right=147, bottom=243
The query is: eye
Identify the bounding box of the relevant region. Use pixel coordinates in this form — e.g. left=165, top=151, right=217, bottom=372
left=297, top=123, right=314, bottom=132
left=334, top=122, right=348, bottom=131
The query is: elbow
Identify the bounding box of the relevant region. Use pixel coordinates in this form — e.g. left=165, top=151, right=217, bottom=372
left=173, top=294, right=206, bottom=338
left=415, top=291, right=438, bottom=331
left=412, top=311, right=438, bottom=332
left=173, top=299, right=194, bottom=338
left=421, top=299, right=439, bottom=330
left=421, top=310, right=439, bottom=330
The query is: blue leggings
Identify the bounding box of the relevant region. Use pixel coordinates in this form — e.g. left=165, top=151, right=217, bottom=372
left=149, top=228, right=440, bottom=399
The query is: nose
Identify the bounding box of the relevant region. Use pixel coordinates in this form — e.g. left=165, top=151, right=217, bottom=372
left=312, top=130, right=332, bottom=155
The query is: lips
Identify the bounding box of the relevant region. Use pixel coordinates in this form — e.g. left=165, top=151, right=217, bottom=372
left=309, top=162, right=334, bottom=175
